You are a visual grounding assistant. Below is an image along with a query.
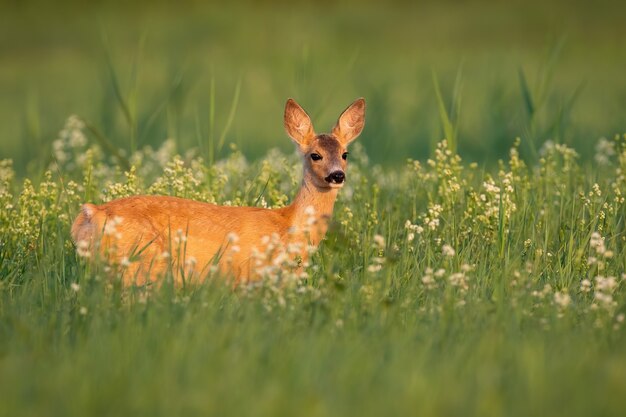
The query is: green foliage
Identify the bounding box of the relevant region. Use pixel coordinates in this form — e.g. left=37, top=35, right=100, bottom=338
left=1, top=117, right=625, bottom=416
left=1, top=1, right=626, bottom=414
left=3, top=0, right=626, bottom=174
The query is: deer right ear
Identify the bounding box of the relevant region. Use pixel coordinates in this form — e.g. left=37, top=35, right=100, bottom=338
left=284, top=99, right=315, bottom=147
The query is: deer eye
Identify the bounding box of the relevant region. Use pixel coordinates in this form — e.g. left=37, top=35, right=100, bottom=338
left=310, top=153, right=322, bottom=161
left=342, top=152, right=349, bottom=160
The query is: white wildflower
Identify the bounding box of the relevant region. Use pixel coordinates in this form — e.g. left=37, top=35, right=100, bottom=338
left=594, top=291, right=614, bottom=306
left=448, top=272, right=468, bottom=291
left=483, top=181, right=500, bottom=194
left=594, top=137, right=615, bottom=165
left=373, top=234, right=385, bottom=249
left=580, top=279, right=592, bottom=293
left=372, top=257, right=385, bottom=265
left=405, top=220, right=424, bottom=234
left=554, top=291, right=571, bottom=309
left=76, top=240, right=91, bottom=258
left=442, top=244, right=456, bottom=257
left=287, top=242, right=303, bottom=254
left=595, top=276, right=617, bottom=292
left=273, top=252, right=289, bottom=266
left=226, top=232, right=239, bottom=243
left=103, top=221, right=121, bottom=239
left=590, top=232, right=606, bottom=255
left=173, top=228, right=188, bottom=244
left=421, top=274, right=435, bottom=288
left=532, top=284, right=552, bottom=299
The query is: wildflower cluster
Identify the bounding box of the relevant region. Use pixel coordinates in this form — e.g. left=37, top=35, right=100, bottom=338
left=51, top=115, right=89, bottom=173
left=0, top=116, right=623, bottom=330
left=583, top=232, right=622, bottom=314
left=367, top=234, right=386, bottom=273
left=243, top=235, right=319, bottom=311
left=1, top=166, right=81, bottom=275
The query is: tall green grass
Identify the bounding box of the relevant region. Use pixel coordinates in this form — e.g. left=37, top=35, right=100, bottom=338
left=0, top=113, right=624, bottom=415
left=1, top=1, right=626, bottom=415
left=2, top=0, right=626, bottom=174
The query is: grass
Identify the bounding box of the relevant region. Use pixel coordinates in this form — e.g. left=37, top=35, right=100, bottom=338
left=2, top=0, right=626, bottom=173
left=1, top=1, right=626, bottom=416
left=0, top=123, right=625, bottom=415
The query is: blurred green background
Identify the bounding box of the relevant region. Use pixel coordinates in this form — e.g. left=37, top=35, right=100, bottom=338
left=1, top=0, right=625, bottom=174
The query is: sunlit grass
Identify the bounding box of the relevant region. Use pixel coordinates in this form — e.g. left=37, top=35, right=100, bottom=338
left=0, top=113, right=625, bottom=416
left=2, top=0, right=626, bottom=174
left=1, top=1, right=626, bottom=415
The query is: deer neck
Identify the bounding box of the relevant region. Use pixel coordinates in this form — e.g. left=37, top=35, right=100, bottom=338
left=288, top=171, right=339, bottom=246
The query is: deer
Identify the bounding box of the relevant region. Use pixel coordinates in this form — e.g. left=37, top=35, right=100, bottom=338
left=71, top=98, right=365, bottom=285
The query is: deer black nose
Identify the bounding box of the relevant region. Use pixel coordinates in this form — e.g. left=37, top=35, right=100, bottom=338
left=328, top=171, right=345, bottom=184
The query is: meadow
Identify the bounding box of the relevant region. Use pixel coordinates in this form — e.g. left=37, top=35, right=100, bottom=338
left=1, top=0, right=626, bottom=416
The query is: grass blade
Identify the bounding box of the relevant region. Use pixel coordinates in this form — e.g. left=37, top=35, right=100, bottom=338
left=217, top=77, right=242, bottom=153
left=83, top=120, right=131, bottom=171
left=208, top=75, right=216, bottom=164
left=432, top=70, right=457, bottom=153
left=101, top=32, right=133, bottom=132
left=518, top=68, right=535, bottom=119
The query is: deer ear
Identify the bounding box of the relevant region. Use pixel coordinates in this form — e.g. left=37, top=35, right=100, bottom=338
left=284, top=99, right=315, bottom=147
left=332, top=98, right=365, bottom=146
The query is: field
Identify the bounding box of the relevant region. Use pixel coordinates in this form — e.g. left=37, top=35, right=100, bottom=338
left=1, top=0, right=626, bottom=416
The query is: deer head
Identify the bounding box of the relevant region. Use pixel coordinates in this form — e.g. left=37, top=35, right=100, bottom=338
left=284, top=97, right=366, bottom=189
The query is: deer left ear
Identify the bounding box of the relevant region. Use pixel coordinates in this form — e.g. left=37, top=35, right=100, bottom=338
left=332, top=98, right=365, bottom=146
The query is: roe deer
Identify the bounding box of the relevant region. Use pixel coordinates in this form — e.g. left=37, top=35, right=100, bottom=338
left=71, top=98, right=365, bottom=285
